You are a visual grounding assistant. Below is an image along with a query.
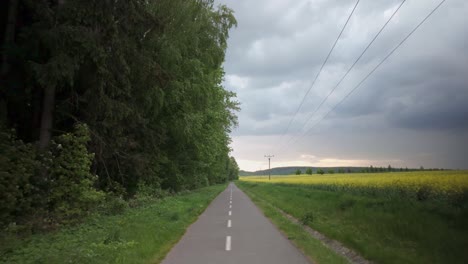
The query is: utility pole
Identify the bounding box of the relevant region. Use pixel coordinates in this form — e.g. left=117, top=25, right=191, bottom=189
left=264, top=155, right=274, bottom=180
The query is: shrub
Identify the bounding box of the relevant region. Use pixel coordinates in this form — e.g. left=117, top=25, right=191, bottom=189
left=317, top=169, right=325, bottom=175
left=136, top=182, right=168, bottom=199
left=99, top=195, right=128, bottom=215
left=306, top=168, right=313, bottom=175
left=47, top=124, right=104, bottom=223
left=0, top=127, right=39, bottom=226
left=295, top=169, right=302, bottom=175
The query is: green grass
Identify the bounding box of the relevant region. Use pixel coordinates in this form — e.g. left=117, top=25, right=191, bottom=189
left=0, top=184, right=226, bottom=264
left=237, top=181, right=468, bottom=264
left=238, top=183, right=349, bottom=264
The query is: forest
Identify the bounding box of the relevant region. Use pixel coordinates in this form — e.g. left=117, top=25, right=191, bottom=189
left=0, top=0, right=239, bottom=230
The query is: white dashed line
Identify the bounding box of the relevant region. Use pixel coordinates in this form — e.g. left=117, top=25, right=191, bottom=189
left=229, top=210, right=232, bottom=216
left=229, top=205, right=232, bottom=209
left=230, top=200, right=232, bottom=204
left=228, top=219, right=232, bottom=228
left=226, top=236, right=231, bottom=251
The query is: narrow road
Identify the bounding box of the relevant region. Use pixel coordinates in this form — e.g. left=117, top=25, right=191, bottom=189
left=161, top=183, right=311, bottom=264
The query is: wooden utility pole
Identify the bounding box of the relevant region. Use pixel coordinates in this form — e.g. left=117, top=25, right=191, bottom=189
left=264, top=155, right=274, bottom=180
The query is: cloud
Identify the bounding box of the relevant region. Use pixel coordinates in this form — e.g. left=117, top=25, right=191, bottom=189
left=215, top=0, right=468, bottom=169
left=225, top=74, right=250, bottom=90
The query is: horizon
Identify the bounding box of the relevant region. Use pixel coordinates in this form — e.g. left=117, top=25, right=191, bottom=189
left=240, top=165, right=458, bottom=173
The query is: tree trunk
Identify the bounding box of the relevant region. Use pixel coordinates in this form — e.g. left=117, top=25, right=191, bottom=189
left=38, top=86, right=56, bottom=150
left=38, top=0, right=65, bottom=150
left=1, top=0, right=19, bottom=125
left=1, top=0, right=18, bottom=76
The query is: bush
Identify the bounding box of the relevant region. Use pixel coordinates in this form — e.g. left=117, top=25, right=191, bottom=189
left=47, top=124, right=104, bottom=223
left=136, top=182, right=168, bottom=199
left=295, top=169, right=302, bottom=175
left=317, top=169, right=325, bottom=175
left=0, top=127, right=39, bottom=226
left=306, top=168, right=313, bottom=175
left=99, top=195, right=128, bottom=215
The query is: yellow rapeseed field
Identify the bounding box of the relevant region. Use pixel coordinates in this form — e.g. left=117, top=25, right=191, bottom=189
left=241, top=171, right=468, bottom=195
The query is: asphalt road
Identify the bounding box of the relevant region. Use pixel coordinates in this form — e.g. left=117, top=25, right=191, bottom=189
left=161, top=182, right=311, bottom=264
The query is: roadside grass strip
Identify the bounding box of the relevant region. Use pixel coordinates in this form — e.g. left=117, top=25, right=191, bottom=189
left=1, top=184, right=226, bottom=264
left=238, top=183, right=350, bottom=264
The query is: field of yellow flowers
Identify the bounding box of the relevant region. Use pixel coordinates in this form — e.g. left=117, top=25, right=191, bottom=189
left=241, top=170, right=468, bottom=202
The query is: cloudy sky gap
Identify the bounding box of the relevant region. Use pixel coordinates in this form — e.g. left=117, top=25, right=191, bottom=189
left=214, top=0, right=468, bottom=171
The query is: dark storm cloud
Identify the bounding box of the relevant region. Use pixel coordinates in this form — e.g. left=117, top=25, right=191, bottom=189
left=215, top=0, right=468, bottom=169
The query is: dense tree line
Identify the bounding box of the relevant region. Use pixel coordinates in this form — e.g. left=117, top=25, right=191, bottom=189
left=0, top=0, right=239, bottom=228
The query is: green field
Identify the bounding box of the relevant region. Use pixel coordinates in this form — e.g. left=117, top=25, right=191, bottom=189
left=238, top=171, right=468, bottom=264
left=0, top=184, right=225, bottom=264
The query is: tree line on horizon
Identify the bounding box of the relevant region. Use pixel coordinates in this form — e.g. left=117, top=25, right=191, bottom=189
left=240, top=165, right=446, bottom=176
left=0, top=0, right=239, bottom=230
left=293, top=165, right=444, bottom=175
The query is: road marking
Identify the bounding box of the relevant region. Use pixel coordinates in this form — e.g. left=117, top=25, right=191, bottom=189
left=230, top=200, right=232, bottom=204
left=229, top=205, right=232, bottom=208
left=228, top=219, right=232, bottom=228
left=229, top=210, right=232, bottom=216
left=226, top=236, right=231, bottom=251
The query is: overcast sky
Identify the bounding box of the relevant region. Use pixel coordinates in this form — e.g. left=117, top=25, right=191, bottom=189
left=214, top=0, right=468, bottom=171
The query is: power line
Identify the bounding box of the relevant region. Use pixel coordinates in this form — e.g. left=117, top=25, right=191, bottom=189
left=286, top=0, right=447, bottom=150
left=275, top=0, right=361, bottom=152
left=280, top=0, right=407, bottom=151
left=285, top=0, right=407, bottom=148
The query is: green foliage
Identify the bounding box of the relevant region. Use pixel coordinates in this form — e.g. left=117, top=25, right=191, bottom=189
left=98, top=196, right=129, bottom=216
left=317, top=169, right=325, bottom=175
left=227, top=157, right=240, bottom=181
left=301, top=211, right=314, bottom=225
left=0, top=127, right=38, bottom=226
left=306, top=168, right=313, bottom=175
left=328, top=169, right=335, bottom=174
left=47, top=124, right=104, bottom=222
left=2, top=0, right=239, bottom=229
left=136, top=182, right=169, bottom=199
left=295, top=169, right=302, bottom=175
left=0, top=184, right=225, bottom=264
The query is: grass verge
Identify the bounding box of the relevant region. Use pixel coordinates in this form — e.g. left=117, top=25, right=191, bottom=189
left=237, top=182, right=349, bottom=264
left=237, top=181, right=468, bottom=264
left=0, top=184, right=226, bottom=264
